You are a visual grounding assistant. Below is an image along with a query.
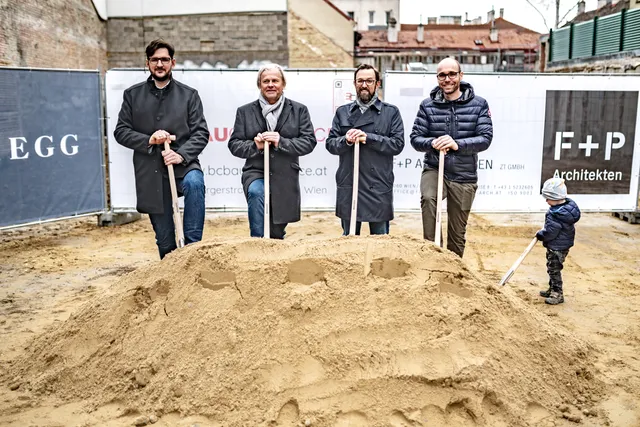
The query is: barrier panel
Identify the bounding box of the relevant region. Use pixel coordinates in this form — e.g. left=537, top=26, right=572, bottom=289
left=106, top=69, right=640, bottom=213
left=0, top=68, right=106, bottom=228
left=385, top=72, right=640, bottom=212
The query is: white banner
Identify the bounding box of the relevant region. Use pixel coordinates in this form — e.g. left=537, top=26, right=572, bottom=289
left=385, top=72, right=640, bottom=212
left=106, top=69, right=355, bottom=211
left=106, top=70, right=640, bottom=213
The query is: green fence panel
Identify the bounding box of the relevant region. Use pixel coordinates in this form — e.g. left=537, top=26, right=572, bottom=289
left=551, top=27, right=571, bottom=61
left=572, top=20, right=595, bottom=58
left=595, top=12, right=622, bottom=55
left=623, top=8, right=640, bottom=51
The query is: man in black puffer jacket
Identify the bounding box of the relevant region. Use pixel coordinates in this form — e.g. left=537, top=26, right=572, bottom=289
left=410, top=58, right=493, bottom=257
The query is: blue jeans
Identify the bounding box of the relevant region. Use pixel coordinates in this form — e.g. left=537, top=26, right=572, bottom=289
left=341, top=219, right=389, bottom=236
left=149, top=169, right=205, bottom=259
left=247, top=179, right=286, bottom=239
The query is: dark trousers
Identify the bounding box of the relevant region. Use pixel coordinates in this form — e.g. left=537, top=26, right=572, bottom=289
left=420, top=169, right=477, bottom=257
left=546, top=249, right=569, bottom=293
left=340, top=220, right=389, bottom=236
left=246, top=179, right=287, bottom=239
left=149, top=169, right=206, bottom=260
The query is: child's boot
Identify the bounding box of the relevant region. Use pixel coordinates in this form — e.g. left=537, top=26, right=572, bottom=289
left=539, top=287, right=552, bottom=298
left=545, top=291, right=564, bottom=305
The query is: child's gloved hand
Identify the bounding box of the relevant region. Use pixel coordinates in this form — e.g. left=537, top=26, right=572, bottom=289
left=535, top=230, right=544, bottom=241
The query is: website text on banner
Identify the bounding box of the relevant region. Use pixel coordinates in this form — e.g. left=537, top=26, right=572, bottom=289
left=385, top=72, right=640, bottom=212
left=106, top=70, right=640, bottom=213
left=0, top=68, right=106, bottom=228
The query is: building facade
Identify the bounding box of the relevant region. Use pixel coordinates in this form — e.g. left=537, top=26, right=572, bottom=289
left=356, top=15, right=540, bottom=73
left=1, top=0, right=354, bottom=70
left=330, top=0, right=399, bottom=31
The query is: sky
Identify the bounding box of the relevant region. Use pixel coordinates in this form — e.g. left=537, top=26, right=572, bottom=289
left=399, top=0, right=600, bottom=33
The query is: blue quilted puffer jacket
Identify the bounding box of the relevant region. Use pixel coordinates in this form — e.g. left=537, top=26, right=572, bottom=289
left=536, top=198, right=581, bottom=250
left=410, top=82, right=493, bottom=183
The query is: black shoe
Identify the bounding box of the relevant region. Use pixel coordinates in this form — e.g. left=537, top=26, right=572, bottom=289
left=539, top=288, right=552, bottom=298
left=545, top=291, right=564, bottom=305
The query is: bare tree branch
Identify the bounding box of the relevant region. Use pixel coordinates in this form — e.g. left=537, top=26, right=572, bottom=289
left=558, top=2, right=580, bottom=27
left=524, top=0, right=550, bottom=30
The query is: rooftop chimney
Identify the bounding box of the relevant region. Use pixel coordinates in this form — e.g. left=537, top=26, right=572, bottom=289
left=387, top=16, right=398, bottom=43
left=597, top=0, right=606, bottom=7
left=487, top=8, right=495, bottom=23
left=490, top=20, right=499, bottom=42
left=465, top=12, right=469, bottom=23
left=578, top=0, right=586, bottom=14
left=427, top=16, right=438, bottom=25
left=417, top=22, right=424, bottom=42
left=499, top=8, right=504, bottom=18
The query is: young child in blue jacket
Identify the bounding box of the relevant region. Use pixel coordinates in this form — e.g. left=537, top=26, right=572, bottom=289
left=536, top=177, right=581, bottom=305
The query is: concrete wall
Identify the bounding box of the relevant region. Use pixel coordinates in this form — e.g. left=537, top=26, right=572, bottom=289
left=330, top=0, right=399, bottom=31
left=105, top=0, right=286, bottom=17
left=107, top=12, right=288, bottom=68
left=0, top=0, right=107, bottom=69
left=288, top=11, right=354, bottom=68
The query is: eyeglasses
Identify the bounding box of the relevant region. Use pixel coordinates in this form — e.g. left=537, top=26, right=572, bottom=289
left=148, top=57, right=172, bottom=65
left=355, top=79, right=376, bottom=86
left=437, top=71, right=460, bottom=81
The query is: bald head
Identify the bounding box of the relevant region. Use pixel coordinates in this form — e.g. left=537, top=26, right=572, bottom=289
left=437, top=57, right=461, bottom=73
left=436, top=57, right=463, bottom=101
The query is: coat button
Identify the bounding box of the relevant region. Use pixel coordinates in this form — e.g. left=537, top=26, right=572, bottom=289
left=369, top=186, right=373, bottom=190
left=270, top=154, right=275, bottom=158
left=156, top=116, right=160, bottom=121
left=370, top=167, right=374, bottom=171
left=270, top=172, right=273, bottom=176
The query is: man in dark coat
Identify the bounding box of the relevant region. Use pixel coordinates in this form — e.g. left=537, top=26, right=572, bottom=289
left=326, top=64, right=405, bottom=235
left=228, top=64, right=317, bottom=239
left=410, top=58, right=493, bottom=257
left=114, top=39, right=209, bottom=259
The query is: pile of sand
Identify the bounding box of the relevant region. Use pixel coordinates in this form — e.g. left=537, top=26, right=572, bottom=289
left=2, top=236, right=603, bottom=426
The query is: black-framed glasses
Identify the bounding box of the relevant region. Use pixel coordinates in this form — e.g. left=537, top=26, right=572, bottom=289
left=148, top=57, right=172, bottom=65
left=355, top=79, right=376, bottom=86
left=437, top=71, right=460, bottom=81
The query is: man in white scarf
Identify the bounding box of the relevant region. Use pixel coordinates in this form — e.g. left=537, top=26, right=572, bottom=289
left=228, top=64, right=317, bottom=238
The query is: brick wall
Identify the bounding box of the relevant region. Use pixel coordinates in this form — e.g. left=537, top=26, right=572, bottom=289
left=0, top=0, right=107, bottom=69
left=288, top=11, right=354, bottom=68
left=107, top=12, right=288, bottom=68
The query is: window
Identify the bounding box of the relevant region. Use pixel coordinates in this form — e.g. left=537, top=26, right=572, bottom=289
left=347, top=11, right=354, bottom=19
left=369, top=11, right=375, bottom=24
left=386, top=10, right=391, bottom=24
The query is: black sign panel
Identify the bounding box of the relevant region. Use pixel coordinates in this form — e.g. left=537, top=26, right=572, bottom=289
left=541, top=90, right=638, bottom=194
left=0, top=69, right=105, bottom=227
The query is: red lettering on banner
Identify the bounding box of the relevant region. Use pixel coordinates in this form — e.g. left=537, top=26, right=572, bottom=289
left=208, top=127, right=234, bottom=142
left=315, top=127, right=328, bottom=143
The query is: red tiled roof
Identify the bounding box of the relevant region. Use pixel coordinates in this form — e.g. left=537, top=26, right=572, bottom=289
left=567, top=0, right=629, bottom=25
left=358, top=18, right=540, bottom=52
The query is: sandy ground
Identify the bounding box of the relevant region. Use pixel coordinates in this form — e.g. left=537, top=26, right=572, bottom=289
left=0, top=211, right=639, bottom=426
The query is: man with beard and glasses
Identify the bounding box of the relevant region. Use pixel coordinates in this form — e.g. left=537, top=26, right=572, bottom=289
left=410, top=57, right=493, bottom=257
left=114, top=39, right=209, bottom=259
left=228, top=64, right=317, bottom=239
left=326, top=64, right=404, bottom=235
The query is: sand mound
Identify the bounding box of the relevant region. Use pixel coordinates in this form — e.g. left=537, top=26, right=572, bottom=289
left=3, top=236, right=603, bottom=426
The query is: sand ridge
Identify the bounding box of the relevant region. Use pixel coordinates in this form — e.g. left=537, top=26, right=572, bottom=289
left=2, top=234, right=604, bottom=426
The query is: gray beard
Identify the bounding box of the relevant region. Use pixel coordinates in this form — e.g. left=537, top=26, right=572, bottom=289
left=358, top=90, right=373, bottom=103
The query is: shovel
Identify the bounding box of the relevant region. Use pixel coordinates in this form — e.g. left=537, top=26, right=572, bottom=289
left=264, top=139, right=270, bottom=239
left=434, top=150, right=445, bottom=247
left=349, top=136, right=364, bottom=236
left=164, top=136, right=185, bottom=248
left=499, top=237, right=538, bottom=286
